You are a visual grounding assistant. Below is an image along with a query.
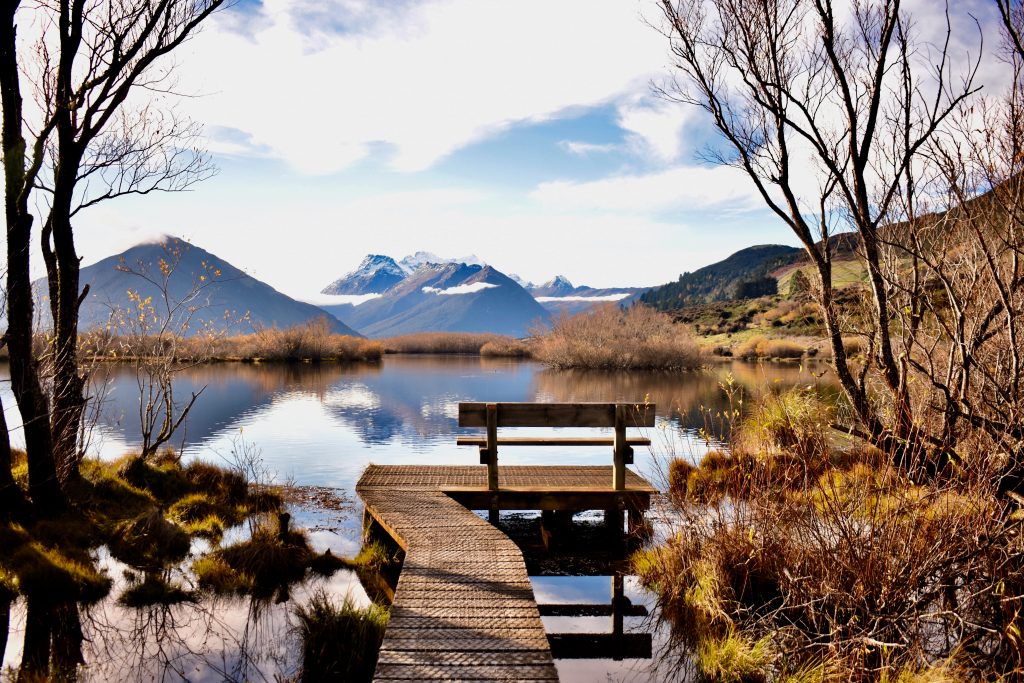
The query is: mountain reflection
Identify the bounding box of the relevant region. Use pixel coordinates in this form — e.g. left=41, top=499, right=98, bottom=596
left=83, top=357, right=833, bottom=458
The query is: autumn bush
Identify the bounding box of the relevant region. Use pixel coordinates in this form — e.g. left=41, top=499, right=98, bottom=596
left=733, top=335, right=806, bottom=360
left=531, top=304, right=701, bottom=370
left=644, top=388, right=1024, bottom=681
left=379, top=332, right=519, bottom=354
left=79, top=317, right=383, bottom=362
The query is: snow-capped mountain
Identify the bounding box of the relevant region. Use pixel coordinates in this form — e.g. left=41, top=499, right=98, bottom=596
left=321, top=254, right=407, bottom=295
left=397, top=251, right=484, bottom=275
left=509, top=273, right=536, bottom=289
left=319, top=262, right=549, bottom=337
left=529, top=275, right=576, bottom=297
left=528, top=276, right=650, bottom=316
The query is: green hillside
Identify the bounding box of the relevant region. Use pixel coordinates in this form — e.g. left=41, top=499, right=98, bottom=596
left=641, top=244, right=802, bottom=310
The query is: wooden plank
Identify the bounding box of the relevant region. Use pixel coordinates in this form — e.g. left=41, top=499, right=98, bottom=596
left=458, top=402, right=655, bottom=428
left=374, top=663, right=559, bottom=681
left=356, top=463, right=660, bottom=682
left=456, top=436, right=652, bottom=447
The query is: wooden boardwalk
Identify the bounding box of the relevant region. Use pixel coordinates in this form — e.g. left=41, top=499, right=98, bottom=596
left=356, top=464, right=656, bottom=682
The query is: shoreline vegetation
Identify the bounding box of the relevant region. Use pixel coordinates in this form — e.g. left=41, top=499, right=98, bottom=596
left=5, top=304, right=723, bottom=371
left=636, top=386, right=1024, bottom=680
left=0, top=445, right=392, bottom=680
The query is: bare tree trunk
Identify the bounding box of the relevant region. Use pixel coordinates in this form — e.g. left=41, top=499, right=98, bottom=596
left=49, top=602, right=83, bottom=682
left=0, top=393, right=19, bottom=515
left=17, top=598, right=51, bottom=682
left=0, top=5, right=63, bottom=512
left=43, top=184, right=87, bottom=483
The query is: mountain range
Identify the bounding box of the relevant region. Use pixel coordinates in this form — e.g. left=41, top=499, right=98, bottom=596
left=318, top=253, right=650, bottom=328
left=28, top=235, right=797, bottom=340
left=319, top=261, right=550, bottom=337
left=35, top=238, right=361, bottom=337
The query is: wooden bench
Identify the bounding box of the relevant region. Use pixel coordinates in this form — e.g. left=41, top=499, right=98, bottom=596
left=456, top=402, right=656, bottom=491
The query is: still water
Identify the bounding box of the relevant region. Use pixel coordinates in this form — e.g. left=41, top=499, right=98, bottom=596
left=1, top=356, right=836, bottom=682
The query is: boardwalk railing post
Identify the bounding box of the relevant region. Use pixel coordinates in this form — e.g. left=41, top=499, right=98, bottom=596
left=486, top=403, right=499, bottom=491
left=486, top=403, right=499, bottom=523
left=612, top=404, right=630, bottom=491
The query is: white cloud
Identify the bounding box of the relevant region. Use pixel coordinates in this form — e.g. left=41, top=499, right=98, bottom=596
left=558, top=140, right=619, bottom=157
left=302, top=293, right=382, bottom=306
left=531, top=164, right=763, bottom=214
left=536, top=293, right=631, bottom=302
left=176, top=0, right=668, bottom=174
left=616, top=96, right=694, bottom=163
left=422, top=282, right=498, bottom=295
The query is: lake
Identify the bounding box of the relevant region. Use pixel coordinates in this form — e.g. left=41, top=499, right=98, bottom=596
left=0, top=355, right=837, bottom=682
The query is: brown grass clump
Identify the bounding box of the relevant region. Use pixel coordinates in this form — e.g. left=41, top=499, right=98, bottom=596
left=380, top=332, right=516, bottom=354
left=531, top=304, right=701, bottom=370
left=219, top=318, right=383, bottom=362
left=196, top=523, right=314, bottom=598
left=294, top=589, right=389, bottom=683
left=639, top=384, right=1024, bottom=680
left=109, top=508, right=192, bottom=570
left=733, top=335, right=806, bottom=360
left=82, top=316, right=384, bottom=363
left=118, top=574, right=195, bottom=607
left=479, top=337, right=532, bottom=357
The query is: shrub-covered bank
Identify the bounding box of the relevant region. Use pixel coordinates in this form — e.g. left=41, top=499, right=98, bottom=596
left=638, top=387, right=1024, bottom=681
left=0, top=448, right=393, bottom=682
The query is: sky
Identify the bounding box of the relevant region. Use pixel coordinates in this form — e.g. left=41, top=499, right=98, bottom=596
left=21, top=0, right=1010, bottom=298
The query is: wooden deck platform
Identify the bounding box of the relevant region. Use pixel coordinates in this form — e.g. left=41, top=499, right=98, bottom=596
left=355, top=464, right=657, bottom=682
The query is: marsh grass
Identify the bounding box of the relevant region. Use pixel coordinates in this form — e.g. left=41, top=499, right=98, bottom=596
left=118, top=574, right=195, bottom=608
left=531, top=303, right=701, bottom=370
left=195, top=523, right=314, bottom=598
left=642, top=385, right=1024, bottom=680
left=109, top=508, right=192, bottom=570
left=479, top=337, right=531, bottom=357
left=80, top=317, right=384, bottom=363
left=1, top=451, right=281, bottom=604
left=294, top=589, right=389, bottom=683
left=733, top=335, right=806, bottom=360
left=379, top=332, right=521, bottom=355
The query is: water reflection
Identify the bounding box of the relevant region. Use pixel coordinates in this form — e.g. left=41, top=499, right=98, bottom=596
left=0, top=356, right=837, bottom=682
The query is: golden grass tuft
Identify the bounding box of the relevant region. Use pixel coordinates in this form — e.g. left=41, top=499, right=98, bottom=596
left=380, top=332, right=517, bottom=354
left=531, top=304, right=701, bottom=370
left=197, top=523, right=314, bottom=597
left=0, top=523, right=112, bottom=604
left=294, top=589, right=389, bottom=683
left=734, top=335, right=806, bottom=359
left=697, top=628, right=773, bottom=682
left=118, top=574, right=195, bottom=608
left=109, top=508, right=192, bottom=570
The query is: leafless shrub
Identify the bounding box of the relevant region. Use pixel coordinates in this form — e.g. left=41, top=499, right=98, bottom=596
left=479, top=338, right=531, bottom=358
left=733, top=336, right=806, bottom=360
left=645, top=390, right=1024, bottom=681
left=379, top=332, right=513, bottom=354
left=531, top=304, right=701, bottom=370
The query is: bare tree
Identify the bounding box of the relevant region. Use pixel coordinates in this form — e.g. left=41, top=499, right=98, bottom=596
left=0, top=0, right=225, bottom=511
left=654, top=0, right=988, bottom=471
left=109, top=237, right=222, bottom=461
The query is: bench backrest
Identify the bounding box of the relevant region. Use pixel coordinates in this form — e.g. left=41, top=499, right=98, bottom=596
left=458, top=402, right=655, bottom=491
left=458, top=402, right=656, bottom=428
